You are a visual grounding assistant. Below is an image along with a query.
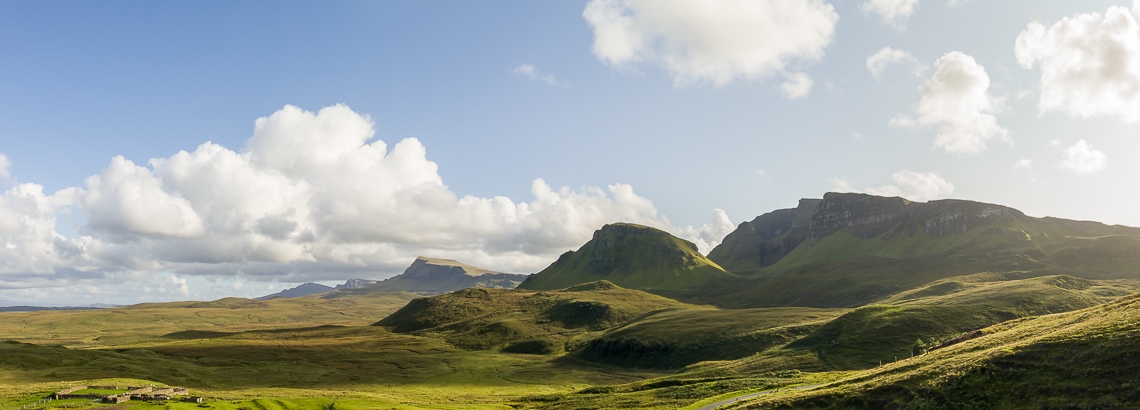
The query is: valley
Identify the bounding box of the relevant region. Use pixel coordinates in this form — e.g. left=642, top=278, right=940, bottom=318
left=4, top=192, right=1140, bottom=409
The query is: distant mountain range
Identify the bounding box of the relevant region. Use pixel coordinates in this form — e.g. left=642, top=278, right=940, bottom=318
left=256, top=256, right=528, bottom=300
left=365, top=256, right=528, bottom=293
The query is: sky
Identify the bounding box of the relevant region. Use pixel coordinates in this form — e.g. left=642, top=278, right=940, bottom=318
left=1, top=0, right=1139, bottom=305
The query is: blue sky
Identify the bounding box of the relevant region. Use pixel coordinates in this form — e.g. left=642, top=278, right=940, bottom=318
left=1, top=0, right=1138, bottom=304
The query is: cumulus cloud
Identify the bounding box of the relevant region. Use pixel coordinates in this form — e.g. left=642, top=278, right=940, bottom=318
left=866, top=47, right=924, bottom=79
left=510, top=64, right=568, bottom=87
left=0, top=104, right=736, bottom=302
left=582, top=0, right=839, bottom=87
left=862, top=0, right=919, bottom=29
left=1013, top=159, right=1033, bottom=169
left=677, top=209, right=735, bottom=255
left=890, top=51, right=1010, bottom=154
left=780, top=72, right=814, bottom=98
left=834, top=170, right=955, bottom=202
left=1058, top=140, right=1107, bottom=173
left=1015, top=4, right=1140, bottom=122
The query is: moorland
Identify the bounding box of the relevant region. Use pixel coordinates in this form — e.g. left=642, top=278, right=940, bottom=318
left=4, top=192, right=1140, bottom=409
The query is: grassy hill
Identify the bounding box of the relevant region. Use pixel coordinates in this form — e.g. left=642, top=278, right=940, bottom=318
left=375, top=281, right=691, bottom=353
left=732, top=290, right=1140, bottom=409
left=517, top=223, right=737, bottom=292
left=577, top=307, right=845, bottom=369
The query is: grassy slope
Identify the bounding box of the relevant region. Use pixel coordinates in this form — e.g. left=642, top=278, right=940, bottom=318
left=375, top=281, right=692, bottom=353
left=733, top=291, right=1140, bottom=409
left=578, top=307, right=846, bottom=369
left=782, top=275, right=1132, bottom=370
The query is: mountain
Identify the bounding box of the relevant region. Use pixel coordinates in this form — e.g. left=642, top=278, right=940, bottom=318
left=516, top=223, right=737, bottom=292
left=706, top=192, right=1140, bottom=307
left=365, top=256, right=528, bottom=293
left=333, top=278, right=378, bottom=290
left=256, top=283, right=333, bottom=300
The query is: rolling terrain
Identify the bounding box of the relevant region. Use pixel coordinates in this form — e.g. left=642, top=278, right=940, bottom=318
left=4, top=192, right=1140, bottom=409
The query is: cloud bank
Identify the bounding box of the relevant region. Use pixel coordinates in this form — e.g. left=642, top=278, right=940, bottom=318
left=582, top=0, right=839, bottom=88
left=1015, top=4, right=1140, bottom=122
left=0, top=105, right=732, bottom=301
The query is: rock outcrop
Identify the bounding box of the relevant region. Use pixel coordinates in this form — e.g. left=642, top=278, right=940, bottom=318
left=367, top=257, right=528, bottom=293
left=709, top=192, right=1024, bottom=274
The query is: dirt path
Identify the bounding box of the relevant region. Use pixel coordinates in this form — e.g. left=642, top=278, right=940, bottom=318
left=695, top=383, right=824, bottom=410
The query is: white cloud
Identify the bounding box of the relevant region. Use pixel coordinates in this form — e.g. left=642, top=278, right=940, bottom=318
left=583, top=0, right=839, bottom=87
left=0, top=104, right=736, bottom=301
left=780, top=72, right=814, bottom=99
left=676, top=209, right=735, bottom=255
left=510, top=64, right=568, bottom=87
left=862, top=0, right=920, bottom=29
left=866, top=47, right=924, bottom=79
left=1058, top=140, right=1107, bottom=173
left=835, top=170, right=955, bottom=202
left=852, top=132, right=864, bottom=140
left=1015, top=5, right=1140, bottom=122
left=891, top=51, right=1010, bottom=154
left=756, top=169, right=770, bottom=179
left=0, top=184, right=85, bottom=276
left=1013, top=159, right=1033, bottom=169
left=82, top=156, right=207, bottom=238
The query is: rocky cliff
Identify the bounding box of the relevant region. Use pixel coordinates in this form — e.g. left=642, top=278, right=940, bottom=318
left=709, top=192, right=1025, bottom=275
left=368, top=257, right=528, bottom=293
left=705, top=192, right=1140, bottom=307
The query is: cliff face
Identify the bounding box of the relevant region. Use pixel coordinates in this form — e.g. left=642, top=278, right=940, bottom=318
left=709, top=192, right=1024, bottom=275
left=370, top=257, right=529, bottom=293
left=517, top=223, right=735, bottom=292
left=807, top=193, right=1020, bottom=240
left=334, top=278, right=378, bottom=290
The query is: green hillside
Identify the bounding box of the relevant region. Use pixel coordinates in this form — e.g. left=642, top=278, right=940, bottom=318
left=734, top=291, right=1140, bottom=409
left=517, top=223, right=737, bottom=292
left=375, top=281, right=692, bottom=353
left=578, top=307, right=845, bottom=369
